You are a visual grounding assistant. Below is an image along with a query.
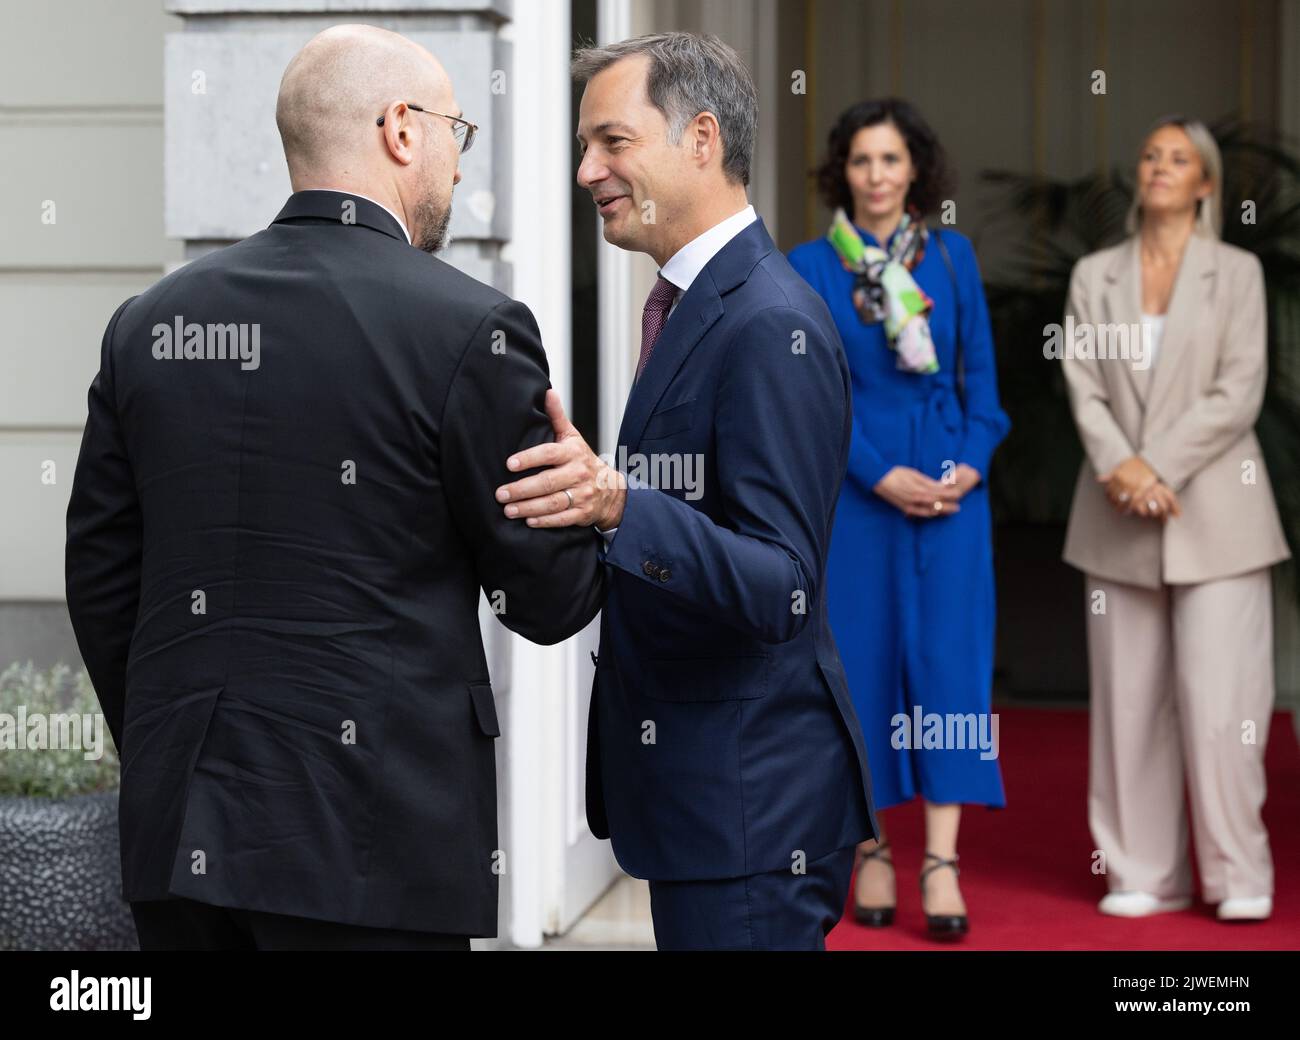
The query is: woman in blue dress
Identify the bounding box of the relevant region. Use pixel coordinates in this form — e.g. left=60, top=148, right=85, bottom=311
left=788, top=98, right=1009, bottom=940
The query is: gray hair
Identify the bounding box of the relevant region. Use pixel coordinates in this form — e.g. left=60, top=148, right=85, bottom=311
left=1125, top=114, right=1223, bottom=238
left=571, top=32, right=757, bottom=187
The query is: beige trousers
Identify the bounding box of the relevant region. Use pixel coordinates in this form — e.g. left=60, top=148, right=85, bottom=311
left=1085, top=568, right=1275, bottom=902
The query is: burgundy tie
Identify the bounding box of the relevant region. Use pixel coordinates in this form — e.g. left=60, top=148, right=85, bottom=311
left=636, top=274, right=678, bottom=383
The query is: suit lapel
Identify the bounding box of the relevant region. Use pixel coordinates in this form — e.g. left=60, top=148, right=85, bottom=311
left=617, top=217, right=774, bottom=450
left=617, top=280, right=723, bottom=449
left=1101, top=237, right=1146, bottom=402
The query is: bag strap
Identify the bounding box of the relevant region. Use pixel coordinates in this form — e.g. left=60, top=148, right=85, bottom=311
left=931, top=227, right=966, bottom=399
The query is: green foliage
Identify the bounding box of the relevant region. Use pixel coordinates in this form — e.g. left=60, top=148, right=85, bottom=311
left=0, top=662, right=120, bottom=798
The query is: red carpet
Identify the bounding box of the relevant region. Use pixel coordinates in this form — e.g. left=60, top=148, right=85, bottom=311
left=829, top=706, right=1300, bottom=950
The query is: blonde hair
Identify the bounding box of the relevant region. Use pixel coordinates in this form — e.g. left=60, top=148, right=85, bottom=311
left=1124, top=115, right=1222, bottom=238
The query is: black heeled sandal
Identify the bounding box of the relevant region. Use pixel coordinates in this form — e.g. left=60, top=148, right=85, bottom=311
left=852, top=840, right=895, bottom=927
left=920, top=851, right=969, bottom=940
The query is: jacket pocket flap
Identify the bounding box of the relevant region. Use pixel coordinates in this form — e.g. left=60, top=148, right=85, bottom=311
left=468, top=681, right=500, bottom=737
left=641, top=398, right=696, bottom=440
left=639, top=654, right=770, bottom=702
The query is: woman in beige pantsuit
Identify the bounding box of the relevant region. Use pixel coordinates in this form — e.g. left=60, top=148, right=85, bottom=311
left=1061, top=115, right=1290, bottom=922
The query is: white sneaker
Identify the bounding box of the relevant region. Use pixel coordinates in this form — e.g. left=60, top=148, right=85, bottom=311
left=1216, top=896, right=1272, bottom=921
left=1098, top=891, right=1192, bottom=917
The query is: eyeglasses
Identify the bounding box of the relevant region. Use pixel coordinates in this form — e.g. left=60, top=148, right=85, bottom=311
left=376, top=104, right=477, bottom=154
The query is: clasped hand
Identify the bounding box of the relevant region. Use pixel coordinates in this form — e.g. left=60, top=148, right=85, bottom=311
left=1097, top=456, right=1181, bottom=521
left=873, top=463, right=981, bottom=518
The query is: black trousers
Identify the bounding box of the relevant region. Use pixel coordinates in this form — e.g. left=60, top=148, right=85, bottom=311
left=130, top=897, right=471, bottom=951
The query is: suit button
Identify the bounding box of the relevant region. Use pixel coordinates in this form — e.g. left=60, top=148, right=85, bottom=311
left=659, top=568, right=671, bottom=582
left=642, top=561, right=657, bottom=577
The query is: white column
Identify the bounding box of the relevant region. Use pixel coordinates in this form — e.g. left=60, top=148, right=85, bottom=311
left=504, top=0, right=576, bottom=948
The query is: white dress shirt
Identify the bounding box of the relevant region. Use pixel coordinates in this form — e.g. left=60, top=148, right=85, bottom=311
left=598, top=203, right=759, bottom=544
left=316, top=188, right=412, bottom=245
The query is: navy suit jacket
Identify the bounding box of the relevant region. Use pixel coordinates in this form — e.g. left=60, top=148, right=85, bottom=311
left=586, top=217, right=879, bottom=881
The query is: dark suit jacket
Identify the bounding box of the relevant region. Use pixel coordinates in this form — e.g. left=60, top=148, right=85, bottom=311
left=586, top=217, right=879, bottom=880
left=65, top=190, right=605, bottom=936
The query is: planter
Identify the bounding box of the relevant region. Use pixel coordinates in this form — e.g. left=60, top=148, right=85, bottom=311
left=0, top=790, right=137, bottom=951
left=994, top=521, right=1089, bottom=700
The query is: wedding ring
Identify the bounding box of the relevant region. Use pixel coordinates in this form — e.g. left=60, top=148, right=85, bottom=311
left=1147, top=499, right=1158, bottom=512
left=933, top=500, right=943, bottom=513
left=1118, top=491, right=1130, bottom=504
left=563, top=489, right=575, bottom=509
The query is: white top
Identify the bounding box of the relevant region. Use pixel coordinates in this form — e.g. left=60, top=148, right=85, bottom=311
left=598, top=203, right=758, bottom=543
left=1139, top=310, right=1166, bottom=371
left=315, top=188, right=412, bottom=245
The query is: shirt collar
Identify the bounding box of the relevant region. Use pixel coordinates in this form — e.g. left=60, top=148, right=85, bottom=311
left=313, top=188, right=412, bottom=245
left=659, top=204, right=758, bottom=294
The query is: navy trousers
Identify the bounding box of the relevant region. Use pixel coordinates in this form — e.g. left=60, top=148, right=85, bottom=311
left=647, top=846, right=855, bottom=951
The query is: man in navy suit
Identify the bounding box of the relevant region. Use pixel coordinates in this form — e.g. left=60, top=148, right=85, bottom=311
left=494, top=32, right=878, bottom=950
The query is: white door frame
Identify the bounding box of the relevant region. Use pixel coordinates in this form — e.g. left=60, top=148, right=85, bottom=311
left=504, top=0, right=623, bottom=948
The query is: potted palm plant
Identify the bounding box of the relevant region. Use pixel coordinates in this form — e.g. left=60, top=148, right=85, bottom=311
left=0, top=661, right=135, bottom=950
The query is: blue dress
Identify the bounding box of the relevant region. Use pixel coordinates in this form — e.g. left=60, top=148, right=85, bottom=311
left=788, top=225, right=1009, bottom=810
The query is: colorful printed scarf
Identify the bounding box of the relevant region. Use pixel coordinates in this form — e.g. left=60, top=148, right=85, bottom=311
left=827, top=207, right=939, bottom=374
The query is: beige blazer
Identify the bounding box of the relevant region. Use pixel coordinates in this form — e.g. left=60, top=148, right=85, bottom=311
left=1061, top=233, right=1290, bottom=588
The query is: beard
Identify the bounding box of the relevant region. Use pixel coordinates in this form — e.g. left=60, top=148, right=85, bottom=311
left=413, top=191, right=451, bottom=254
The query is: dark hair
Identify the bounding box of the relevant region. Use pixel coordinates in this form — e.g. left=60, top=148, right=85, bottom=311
left=813, top=97, right=953, bottom=217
